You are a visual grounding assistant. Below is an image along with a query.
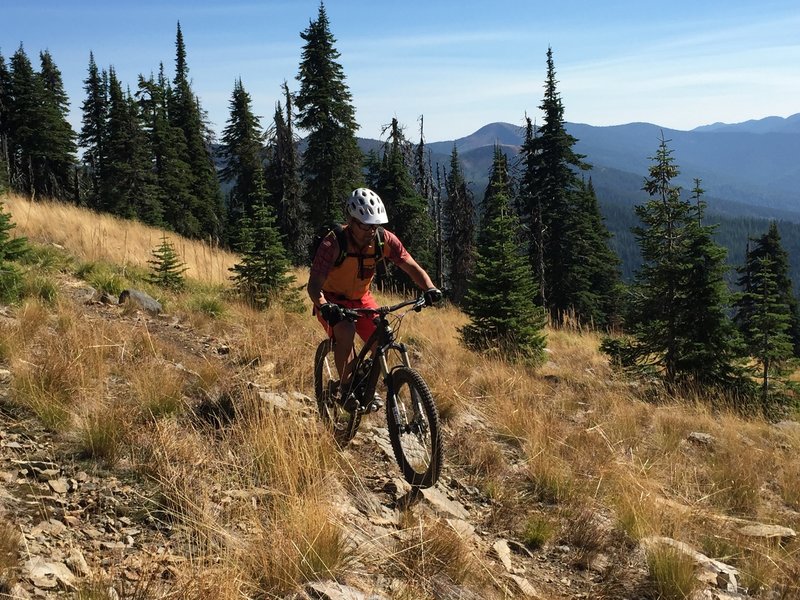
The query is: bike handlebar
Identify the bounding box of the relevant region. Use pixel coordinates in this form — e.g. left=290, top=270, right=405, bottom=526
left=341, top=296, right=427, bottom=321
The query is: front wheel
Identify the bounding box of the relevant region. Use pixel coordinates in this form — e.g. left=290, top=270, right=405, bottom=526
left=313, top=339, right=360, bottom=445
left=386, top=367, right=442, bottom=488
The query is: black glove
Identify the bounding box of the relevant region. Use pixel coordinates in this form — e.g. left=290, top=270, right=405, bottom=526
left=423, top=288, right=443, bottom=307
left=319, top=302, right=344, bottom=326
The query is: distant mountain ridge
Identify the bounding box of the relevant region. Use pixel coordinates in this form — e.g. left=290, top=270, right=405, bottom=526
left=417, top=115, right=800, bottom=221
left=356, top=113, right=800, bottom=287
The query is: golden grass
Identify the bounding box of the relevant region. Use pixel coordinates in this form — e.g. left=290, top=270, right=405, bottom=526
left=3, top=194, right=800, bottom=597
left=5, top=194, right=238, bottom=286
left=0, top=517, right=20, bottom=594
left=645, top=544, right=699, bottom=600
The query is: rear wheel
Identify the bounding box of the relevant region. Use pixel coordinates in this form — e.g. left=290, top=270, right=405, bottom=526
left=386, top=367, right=442, bottom=488
left=313, top=339, right=360, bottom=444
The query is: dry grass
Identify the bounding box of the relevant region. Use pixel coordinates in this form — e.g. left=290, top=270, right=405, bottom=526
left=2, top=194, right=800, bottom=597
left=5, top=194, right=237, bottom=286
left=394, top=513, right=475, bottom=588
left=645, top=544, right=699, bottom=600
left=0, top=517, right=20, bottom=594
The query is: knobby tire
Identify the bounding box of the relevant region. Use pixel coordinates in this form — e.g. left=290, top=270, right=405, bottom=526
left=386, top=366, right=442, bottom=488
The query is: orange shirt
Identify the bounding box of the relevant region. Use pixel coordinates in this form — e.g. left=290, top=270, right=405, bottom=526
left=311, top=226, right=409, bottom=300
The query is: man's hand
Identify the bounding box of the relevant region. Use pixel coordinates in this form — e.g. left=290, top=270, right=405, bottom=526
left=423, top=288, right=443, bottom=307
left=319, top=303, right=344, bottom=325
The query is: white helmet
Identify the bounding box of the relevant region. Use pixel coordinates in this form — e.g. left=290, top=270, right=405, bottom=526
left=346, top=188, right=388, bottom=225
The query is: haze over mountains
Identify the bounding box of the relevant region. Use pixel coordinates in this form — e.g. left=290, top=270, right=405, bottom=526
left=358, top=113, right=800, bottom=285
left=422, top=113, right=800, bottom=222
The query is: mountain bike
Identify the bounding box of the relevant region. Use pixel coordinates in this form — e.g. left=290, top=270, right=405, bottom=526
left=313, top=296, right=442, bottom=488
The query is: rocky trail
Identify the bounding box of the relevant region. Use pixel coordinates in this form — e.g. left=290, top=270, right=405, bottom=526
left=0, top=279, right=795, bottom=599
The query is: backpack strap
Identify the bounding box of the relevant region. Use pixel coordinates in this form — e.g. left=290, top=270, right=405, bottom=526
left=330, top=224, right=348, bottom=266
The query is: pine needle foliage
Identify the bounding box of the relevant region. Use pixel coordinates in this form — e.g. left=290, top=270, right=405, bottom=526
left=0, top=199, right=27, bottom=302
left=461, top=147, right=546, bottom=363
left=147, top=234, right=188, bottom=290
left=230, top=199, right=299, bottom=310
left=623, top=135, right=743, bottom=389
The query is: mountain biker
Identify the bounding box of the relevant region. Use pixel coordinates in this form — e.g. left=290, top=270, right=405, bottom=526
left=307, top=188, right=442, bottom=411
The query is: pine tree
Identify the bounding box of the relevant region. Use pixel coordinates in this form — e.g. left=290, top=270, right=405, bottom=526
left=738, top=256, right=793, bottom=403
left=229, top=194, right=298, bottom=310
left=443, top=146, right=475, bottom=304
left=0, top=52, right=10, bottom=195
left=461, top=148, right=546, bottom=362
left=6, top=45, right=47, bottom=197
left=264, top=82, right=306, bottom=264
left=565, top=178, right=622, bottom=327
left=101, top=69, right=161, bottom=224
left=147, top=234, right=188, bottom=290
left=6, top=46, right=77, bottom=201
left=137, top=66, right=194, bottom=234
left=219, top=78, right=266, bottom=239
left=295, top=2, right=362, bottom=231
left=627, top=135, right=741, bottom=387
left=37, top=50, right=77, bottom=201
left=79, top=53, right=108, bottom=208
left=521, top=48, right=590, bottom=319
left=372, top=118, right=434, bottom=291
left=735, top=222, right=800, bottom=358
left=0, top=199, right=28, bottom=302
left=171, top=23, right=224, bottom=239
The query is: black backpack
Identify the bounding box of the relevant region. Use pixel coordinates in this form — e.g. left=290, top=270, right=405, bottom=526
left=309, top=223, right=386, bottom=268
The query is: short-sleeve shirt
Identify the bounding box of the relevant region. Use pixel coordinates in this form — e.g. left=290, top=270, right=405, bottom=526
left=311, top=226, right=409, bottom=300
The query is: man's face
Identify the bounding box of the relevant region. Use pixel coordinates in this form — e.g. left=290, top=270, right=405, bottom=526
left=349, top=218, right=377, bottom=245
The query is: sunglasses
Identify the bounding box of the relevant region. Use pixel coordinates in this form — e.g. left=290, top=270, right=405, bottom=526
left=352, top=220, right=377, bottom=232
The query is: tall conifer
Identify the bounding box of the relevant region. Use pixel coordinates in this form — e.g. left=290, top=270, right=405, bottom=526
left=443, top=146, right=475, bottom=304
left=171, top=23, right=224, bottom=239
left=295, top=2, right=361, bottom=230
left=626, top=135, right=741, bottom=387
left=265, top=82, right=306, bottom=264
left=37, top=50, right=77, bottom=201
left=79, top=53, right=108, bottom=208
left=461, top=147, right=546, bottom=361
left=219, top=78, right=266, bottom=241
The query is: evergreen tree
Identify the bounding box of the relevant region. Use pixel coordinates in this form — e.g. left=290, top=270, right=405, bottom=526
left=78, top=53, right=108, bottom=208
left=37, top=50, right=77, bottom=201
left=735, top=222, right=800, bottom=357
left=171, top=23, right=224, bottom=239
left=137, top=66, right=194, bottom=234
left=521, top=48, right=590, bottom=319
left=518, top=116, right=545, bottom=307
left=147, top=234, right=188, bottom=290
left=372, top=118, right=434, bottom=291
left=626, top=135, right=741, bottom=387
left=0, top=52, right=10, bottom=194
left=6, top=45, right=47, bottom=197
left=443, top=146, right=475, bottom=304
left=230, top=195, right=298, bottom=310
left=219, top=78, right=266, bottom=238
left=737, top=256, right=793, bottom=403
left=295, top=2, right=362, bottom=231
left=265, top=82, right=307, bottom=264
left=461, top=148, right=546, bottom=362
left=0, top=199, right=28, bottom=302
left=565, top=178, right=622, bottom=327
left=101, top=69, right=161, bottom=224
left=479, top=145, right=513, bottom=243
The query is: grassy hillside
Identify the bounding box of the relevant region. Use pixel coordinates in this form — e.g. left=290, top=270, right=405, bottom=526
left=0, top=194, right=799, bottom=598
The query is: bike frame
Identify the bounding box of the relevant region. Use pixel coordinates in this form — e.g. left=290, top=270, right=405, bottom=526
left=341, top=297, right=422, bottom=408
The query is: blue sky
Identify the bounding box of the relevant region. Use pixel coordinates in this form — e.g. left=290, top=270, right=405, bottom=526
left=3, top=1, right=799, bottom=143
